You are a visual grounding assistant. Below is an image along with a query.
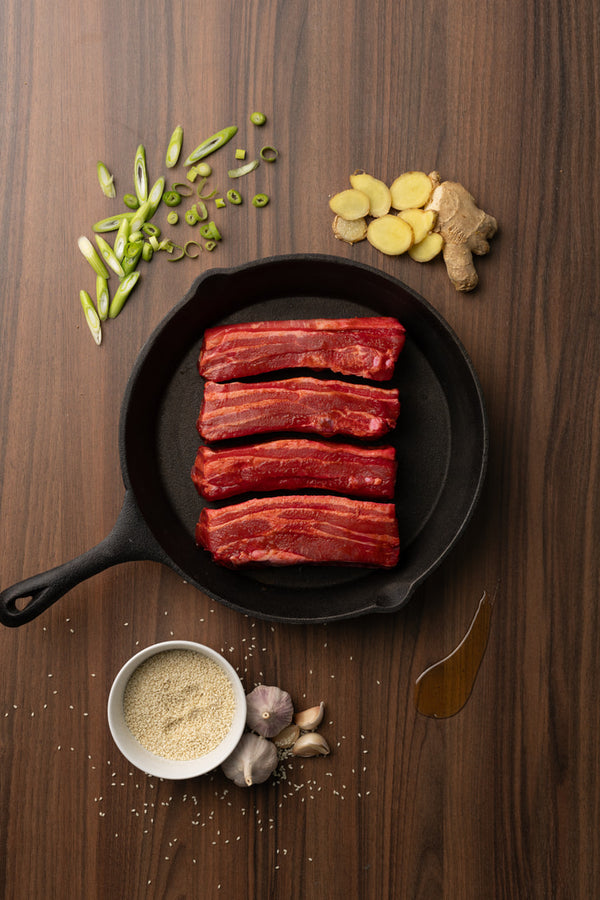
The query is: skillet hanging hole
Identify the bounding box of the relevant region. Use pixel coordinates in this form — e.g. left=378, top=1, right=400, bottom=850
left=13, top=595, right=32, bottom=612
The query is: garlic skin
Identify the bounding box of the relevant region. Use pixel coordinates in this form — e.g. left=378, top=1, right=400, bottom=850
left=294, top=701, right=325, bottom=731
left=221, top=733, right=278, bottom=787
left=246, top=684, right=294, bottom=738
left=291, top=733, right=331, bottom=757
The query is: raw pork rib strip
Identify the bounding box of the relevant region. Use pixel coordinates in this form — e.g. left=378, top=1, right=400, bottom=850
left=191, top=439, right=397, bottom=500
left=197, top=377, right=400, bottom=442
left=196, top=495, right=400, bottom=568
left=198, top=317, right=406, bottom=382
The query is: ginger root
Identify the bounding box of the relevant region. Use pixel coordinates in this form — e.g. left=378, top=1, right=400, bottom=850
left=426, top=178, right=497, bottom=292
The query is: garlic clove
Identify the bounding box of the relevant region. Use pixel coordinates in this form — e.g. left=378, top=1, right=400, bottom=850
left=291, top=732, right=331, bottom=757
left=294, top=701, right=325, bottom=731
left=221, top=733, right=278, bottom=787
left=272, top=723, right=300, bottom=749
left=246, top=684, right=294, bottom=738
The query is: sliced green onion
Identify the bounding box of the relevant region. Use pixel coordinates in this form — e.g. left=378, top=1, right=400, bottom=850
left=78, top=236, right=110, bottom=279
left=196, top=200, right=208, bottom=220
left=215, top=197, right=226, bottom=209
left=185, top=207, right=199, bottom=226
left=195, top=162, right=212, bottom=177
left=165, top=125, right=183, bottom=168
left=129, top=230, right=143, bottom=243
left=234, top=148, right=246, bottom=160
left=121, top=241, right=143, bottom=275
left=205, top=240, right=217, bottom=251
left=130, top=176, right=165, bottom=231
left=167, top=211, right=179, bottom=225
left=199, top=220, right=222, bottom=241
left=131, top=201, right=152, bottom=231
left=95, top=276, right=110, bottom=321
left=195, top=177, right=218, bottom=200
left=149, top=235, right=160, bottom=251
left=108, top=271, right=140, bottom=318
left=260, top=145, right=279, bottom=162
left=114, top=216, right=131, bottom=261
left=184, top=240, right=201, bottom=258
left=123, top=193, right=140, bottom=210
left=94, top=235, right=125, bottom=277
left=184, top=125, right=238, bottom=166
left=198, top=188, right=218, bottom=200
left=250, top=111, right=267, bottom=126
left=252, top=193, right=270, bottom=208
left=163, top=190, right=182, bottom=207
left=142, top=242, right=154, bottom=262
left=167, top=244, right=186, bottom=261
left=226, top=189, right=243, bottom=205
left=170, top=182, right=194, bottom=197
left=228, top=158, right=260, bottom=178
left=148, top=176, right=166, bottom=207
left=142, top=222, right=161, bottom=237
left=134, top=144, right=148, bottom=203
left=186, top=166, right=200, bottom=183
left=97, top=161, right=116, bottom=198
left=93, top=213, right=133, bottom=233
left=80, top=290, right=102, bottom=344
left=158, top=239, right=174, bottom=253
left=185, top=201, right=208, bottom=225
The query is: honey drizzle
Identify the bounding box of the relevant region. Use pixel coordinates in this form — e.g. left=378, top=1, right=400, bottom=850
left=415, top=590, right=494, bottom=718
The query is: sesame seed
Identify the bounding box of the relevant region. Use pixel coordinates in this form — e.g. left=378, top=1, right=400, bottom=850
left=123, top=650, right=236, bottom=761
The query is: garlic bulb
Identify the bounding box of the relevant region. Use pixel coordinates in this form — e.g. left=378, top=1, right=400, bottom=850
left=221, top=733, right=278, bottom=787
left=246, top=684, right=294, bottom=738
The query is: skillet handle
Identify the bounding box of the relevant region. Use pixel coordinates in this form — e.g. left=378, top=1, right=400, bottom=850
left=0, top=491, right=167, bottom=627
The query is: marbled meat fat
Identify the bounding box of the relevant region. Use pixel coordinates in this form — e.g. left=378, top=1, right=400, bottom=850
left=196, top=495, right=400, bottom=568
left=198, top=317, right=406, bottom=382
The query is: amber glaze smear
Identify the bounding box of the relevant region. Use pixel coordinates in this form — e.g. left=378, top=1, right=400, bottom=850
left=414, top=591, right=494, bottom=718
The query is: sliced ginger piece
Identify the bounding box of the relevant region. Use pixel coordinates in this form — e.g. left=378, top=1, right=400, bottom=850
left=397, top=208, right=437, bottom=244
left=367, top=214, right=413, bottom=255
left=332, top=215, right=368, bottom=244
left=409, top=231, right=444, bottom=262
left=390, top=171, right=434, bottom=210
left=349, top=171, right=391, bottom=217
left=329, top=188, right=370, bottom=220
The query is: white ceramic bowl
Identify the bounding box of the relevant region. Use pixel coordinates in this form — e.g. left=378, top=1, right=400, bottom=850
left=107, top=640, right=247, bottom=780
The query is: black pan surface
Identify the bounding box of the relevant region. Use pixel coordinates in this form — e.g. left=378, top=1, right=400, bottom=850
left=120, top=254, right=488, bottom=623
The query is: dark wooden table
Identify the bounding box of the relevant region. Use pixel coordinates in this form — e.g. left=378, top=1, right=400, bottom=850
left=1, top=1, right=599, bottom=897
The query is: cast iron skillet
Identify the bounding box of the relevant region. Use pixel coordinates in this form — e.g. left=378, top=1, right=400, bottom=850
left=0, top=254, right=488, bottom=627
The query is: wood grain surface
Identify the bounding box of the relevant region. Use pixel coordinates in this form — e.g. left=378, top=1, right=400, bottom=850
left=1, top=0, right=599, bottom=897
